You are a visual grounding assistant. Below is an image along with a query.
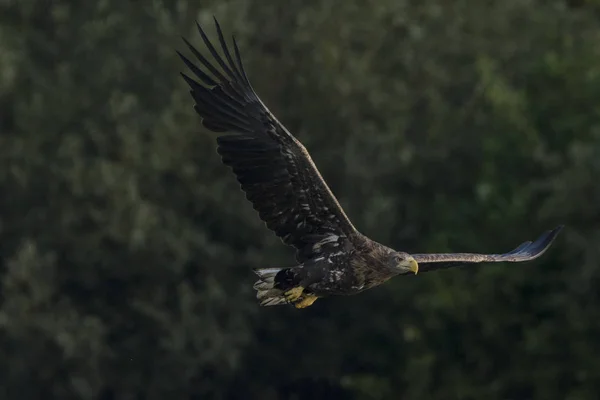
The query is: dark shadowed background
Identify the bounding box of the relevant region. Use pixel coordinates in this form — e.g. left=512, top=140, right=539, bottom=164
left=1, top=0, right=599, bottom=399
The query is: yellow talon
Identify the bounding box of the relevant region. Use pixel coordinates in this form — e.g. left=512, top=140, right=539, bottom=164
left=294, top=295, right=318, bottom=309
left=284, top=286, right=304, bottom=302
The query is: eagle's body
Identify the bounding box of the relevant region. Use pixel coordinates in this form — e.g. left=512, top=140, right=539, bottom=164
left=178, top=19, right=563, bottom=308
left=255, top=234, right=400, bottom=305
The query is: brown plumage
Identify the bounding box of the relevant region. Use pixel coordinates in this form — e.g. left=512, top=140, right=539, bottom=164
left=178, top=18, right=564, bottom=308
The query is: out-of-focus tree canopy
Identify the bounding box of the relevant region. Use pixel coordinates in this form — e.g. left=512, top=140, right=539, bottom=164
left=0, top=0, right=599, bottom=399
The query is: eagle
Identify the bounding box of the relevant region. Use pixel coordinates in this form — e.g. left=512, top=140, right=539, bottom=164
left=177, top=19, right=563, bottom=309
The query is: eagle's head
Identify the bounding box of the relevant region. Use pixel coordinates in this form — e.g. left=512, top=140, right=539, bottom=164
left=390, top=252, right=419, bottom=275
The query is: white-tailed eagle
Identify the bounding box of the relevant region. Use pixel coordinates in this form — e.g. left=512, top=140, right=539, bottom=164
left=177, top=19, right=563, bottom=308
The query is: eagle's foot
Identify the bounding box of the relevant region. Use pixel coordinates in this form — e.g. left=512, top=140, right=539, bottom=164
left=284, top=286, right=304, bottom=302
left=294, top=295, right=318, bottom=309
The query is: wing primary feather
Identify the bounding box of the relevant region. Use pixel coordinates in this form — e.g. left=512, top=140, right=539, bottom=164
left=193, top=21, right=249, bottom=101
left=213, top=16, right=245, bottom=82
left=182, top=74, right=254, bottom=132
left=181, top=37, right=227, bottom=83
left=193, top=91, right=249, bottom=126
left=180, top=71, right=245, bottom=117
left=177, top=51, right=219, bottom=87
left=232, top=35, right=252, bottom=87
left=505, top=241, right=532, bottom=256
left=190, top=85, right=253, bottom=129
left=195, top=20, right=237, bottom=82
left=531, top=229, right=553, bottom=248
left=178, top=58, right=244, bottom=112
left=526, top=226, right=563, bottom=257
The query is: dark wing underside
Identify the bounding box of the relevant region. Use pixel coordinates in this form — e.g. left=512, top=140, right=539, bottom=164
left=405, top=226, right=563, bottom=274
left=178, top=19, right=357, bottom=262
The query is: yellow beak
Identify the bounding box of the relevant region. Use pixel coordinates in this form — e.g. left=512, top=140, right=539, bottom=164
left=408, top=258, right=419, bottom=275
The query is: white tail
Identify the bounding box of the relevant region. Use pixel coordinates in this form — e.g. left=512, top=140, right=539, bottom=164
left=253, top=268, right=288, bottom=306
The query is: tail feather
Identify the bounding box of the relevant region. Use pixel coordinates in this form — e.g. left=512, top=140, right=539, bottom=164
left=253, top=267, right=288, bottom=306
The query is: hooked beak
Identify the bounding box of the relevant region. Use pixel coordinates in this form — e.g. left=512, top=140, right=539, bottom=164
left=408, top=258, right=419, bottom=275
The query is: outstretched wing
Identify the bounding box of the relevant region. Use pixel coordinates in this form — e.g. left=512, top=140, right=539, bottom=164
left=178, top=18, right=357, bottom=261
left=407, top=226, right=563, bottom=274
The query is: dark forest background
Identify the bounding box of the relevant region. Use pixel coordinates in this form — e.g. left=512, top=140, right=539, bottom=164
left=1, top=0, right=599, bottom=399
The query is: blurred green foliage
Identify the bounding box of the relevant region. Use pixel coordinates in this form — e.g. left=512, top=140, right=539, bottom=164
left=0, top=0, right=599, bottom=399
